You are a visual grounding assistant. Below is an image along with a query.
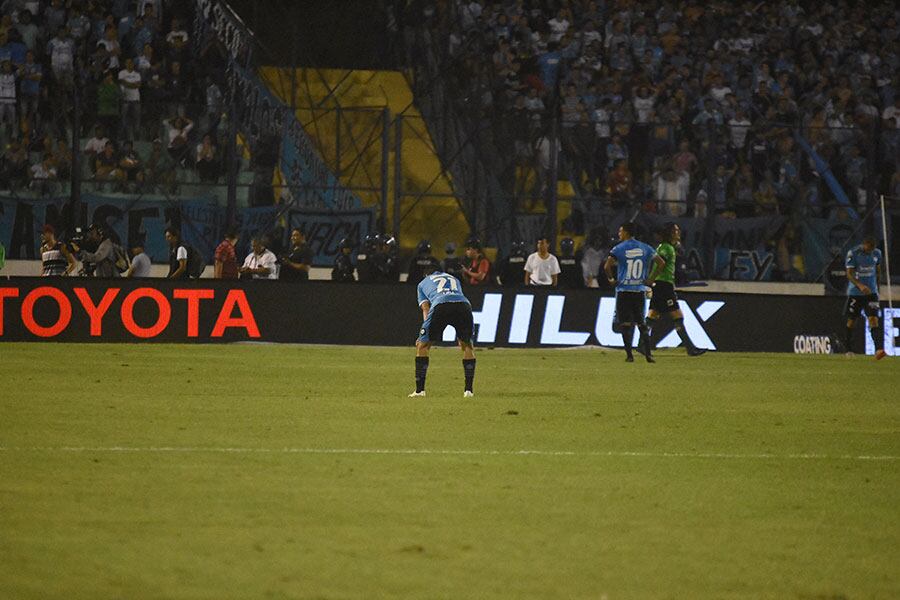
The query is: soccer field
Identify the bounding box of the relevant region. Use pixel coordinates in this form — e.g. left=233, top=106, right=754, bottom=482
left=1, top=344, right=898, bottom=599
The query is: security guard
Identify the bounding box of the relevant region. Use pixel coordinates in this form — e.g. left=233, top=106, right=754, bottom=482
left=497, top=240, right=528, bottom=287
left=331, top=237, right=356, bottom=282
left=407, top=239, right=443, bottom=284
left=557, top=237, right=583, bottom=288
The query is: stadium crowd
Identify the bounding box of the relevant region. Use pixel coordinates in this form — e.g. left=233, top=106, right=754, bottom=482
left=0, top=0, right=233, bottom=193
left=414, top=0, right=900, bottom=219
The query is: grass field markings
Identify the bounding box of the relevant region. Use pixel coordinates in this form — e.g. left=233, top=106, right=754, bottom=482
left=1, top=446, right=897, bottom=461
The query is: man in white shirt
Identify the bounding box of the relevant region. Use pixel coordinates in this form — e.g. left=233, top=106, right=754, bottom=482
left=0, top=60, right=16, bottom=134
left=84, top=125, right=109, bottom=157
left=240, top=237, right=278, bottom=280
left=524, top=236, right=561, bottom=286
left=118, top=57, right=142, bottom=140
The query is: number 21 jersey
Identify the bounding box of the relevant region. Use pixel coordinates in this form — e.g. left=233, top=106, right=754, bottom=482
left=417, top=272, right=471, bottom=307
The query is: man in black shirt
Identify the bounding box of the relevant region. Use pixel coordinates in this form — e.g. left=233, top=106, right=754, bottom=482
left=280, top=228, right=313, bottom=281
left=331, top=237, right=356, bottom=282
left=406, top=239, right=442, bottom=284
left=356, top=234, right=378, bottom=283
left=442, top=242, right=464, bottom=280
left=557, top=237, right=583, bottom=288
left=496, top=240, right=528, bottom=287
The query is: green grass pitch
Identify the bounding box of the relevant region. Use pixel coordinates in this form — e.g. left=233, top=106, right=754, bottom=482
left=1, top=343, right=898, bottom=599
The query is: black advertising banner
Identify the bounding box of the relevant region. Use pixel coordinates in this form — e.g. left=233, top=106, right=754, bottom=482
left=0, top=278, right=896, bottom=355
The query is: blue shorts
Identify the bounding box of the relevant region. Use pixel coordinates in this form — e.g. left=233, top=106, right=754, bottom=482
left=417, top=302, right=474, bottom=344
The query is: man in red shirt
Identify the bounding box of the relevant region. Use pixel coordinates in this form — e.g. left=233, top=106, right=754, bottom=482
left=462, top=237, right=491, bottom=285
left=214, top=229, right=239, bottom=279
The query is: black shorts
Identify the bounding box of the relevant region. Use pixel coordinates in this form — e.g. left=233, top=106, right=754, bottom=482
left=418, top=301, right=474, bottom=344
left=649, top=281, right=679, bottom=314
left=615, top=291, right=646, bottom=326
left=844, top=295, right=879, bottom=319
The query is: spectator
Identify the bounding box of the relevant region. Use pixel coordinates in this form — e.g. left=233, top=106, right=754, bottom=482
left=125, top=237, right=151, bottom=278
left=46, top=26, right=75, bottom=87
left=214, top=229, right=239, bottom=279
left=96, top=71, right=122, bottom=137
left=239, top=236, right=278, bottom=280
left=280, top=228, right=313, bottom=282
left=195, top=133, right=219, bottom=182
left=164, top=226, right=189, bottom=280
left=142, top=138, right=175, bottom=190
left=29, top=153, right=57, bottom=193
left=524, top=235, right=561, bottom=287
left=164, top=115, right=193, bottom=164
left=39, top=224, right=75, bottom=276
left=118, top=140, right=142, bottom=184
left=17, top=50, right=40, bottom=126
left=462, top=237, right=490, bottom=285
left=118, top=57, right=141, bottom=140
left=94, top=141, right=125, bottom=183
left=84, top=126, right=110, bottom=159
left=0, top=59, right=16, bottom=137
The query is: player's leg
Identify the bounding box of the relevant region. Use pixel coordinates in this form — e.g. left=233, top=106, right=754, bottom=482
left=669, top=307, right=704, bottom=356
left=616, top=292, right=636, bottom=361
left=636, top=310, right=654, bottom=363
left=411, top=308, right=438, bottom=397
left=454, top=303, right=477, bottom=396
left=843, top=297, right=860, bottom=354
left=865, top=298, right=886, bottom=360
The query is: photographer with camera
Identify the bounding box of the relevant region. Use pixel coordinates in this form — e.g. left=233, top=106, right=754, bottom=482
left=40, top=224, right=76, bottom=276
left=280, top=228, right=313, bottom=282
left=332, top=237, right=355, bottom=282
left=70, top=222, right=121, bottom=278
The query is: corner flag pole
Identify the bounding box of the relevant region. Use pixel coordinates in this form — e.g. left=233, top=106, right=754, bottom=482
left=881, top=194, right=893, bottom=310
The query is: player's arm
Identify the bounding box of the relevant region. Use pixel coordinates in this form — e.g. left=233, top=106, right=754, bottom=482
left=846, top=266, right=870, bottom=295
left=420, top=300, right=431, bottom=321
left=645, top=255, right=666, bottom=286
left=603, top=255, right=617, bottom=285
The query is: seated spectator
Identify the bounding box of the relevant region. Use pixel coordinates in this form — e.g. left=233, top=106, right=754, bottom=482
left=118, top=140, right=143, bottom=183
left=239, top=236, right=278, bottom=280
left=94, top=141, right=125, bottom=182
left=142, top=138, right=176, bottom=189
left=84, top=125, right=109, bottom=160
left=164, top=115, right=193, bottom=165
left=29, top=154, right=57, bottom=192
left=195, top=134, right=220, bottom=182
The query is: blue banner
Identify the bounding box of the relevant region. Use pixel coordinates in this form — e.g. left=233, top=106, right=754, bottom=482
left=286, top=208, right=374, bottom=266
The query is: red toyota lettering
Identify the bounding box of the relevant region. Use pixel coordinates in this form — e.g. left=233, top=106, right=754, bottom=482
left=0, top=288, right=20, bottom=336
left=121, top=288, right=171, bottom=338
left=21, top=287, right=72, bottom=338
left=74, top=288, right=121, bottom=336
left=173, top=289, right=215, bottom=337
left=211, top=289, right=260, bottom=338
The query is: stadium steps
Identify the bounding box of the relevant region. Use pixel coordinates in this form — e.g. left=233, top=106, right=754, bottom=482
left=258, top=67, right=471, bottom=252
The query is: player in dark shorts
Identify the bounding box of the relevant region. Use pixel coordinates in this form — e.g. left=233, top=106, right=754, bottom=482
left=410, top=270, right=477, bottom=397
left=604, top=222, right=665, bottom=362
left=646, top=223, right=705, bottom=356
left=843, top=236, right=886, bottom=359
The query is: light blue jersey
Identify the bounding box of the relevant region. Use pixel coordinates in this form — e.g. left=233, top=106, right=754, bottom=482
left=416, top=272, right=470, bottom=308
left=610, top=239, right=656, bottom=292
left=846, top=245, right=882, bottom=296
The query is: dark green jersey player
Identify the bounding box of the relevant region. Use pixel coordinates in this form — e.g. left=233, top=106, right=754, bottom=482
left=646, top=224, right=705, bottom=356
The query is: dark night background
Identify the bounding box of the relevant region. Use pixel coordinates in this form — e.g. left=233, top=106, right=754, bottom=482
left=226, top=0, right=398, bottom=68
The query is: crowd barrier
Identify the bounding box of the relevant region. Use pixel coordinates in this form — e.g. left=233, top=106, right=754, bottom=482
left=1, top=278, right=896, bottom=355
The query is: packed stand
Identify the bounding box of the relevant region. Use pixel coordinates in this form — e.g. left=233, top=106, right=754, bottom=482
left=414, top=0, right=899, bottom=219
left=0, top=0, right=237, bottom=195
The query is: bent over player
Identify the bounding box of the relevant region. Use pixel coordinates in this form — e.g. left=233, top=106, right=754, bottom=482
left=604, top=222, right=665, bottom=362
left=844, top=236, right=886, bottom=360
left=646, top=223, right=705, bottom=356
left=410, top=270, right=477, bottom=397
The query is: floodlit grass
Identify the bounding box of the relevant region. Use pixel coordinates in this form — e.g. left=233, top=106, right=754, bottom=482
left=0, top=343, right=898, bottom=599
